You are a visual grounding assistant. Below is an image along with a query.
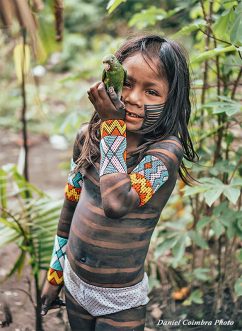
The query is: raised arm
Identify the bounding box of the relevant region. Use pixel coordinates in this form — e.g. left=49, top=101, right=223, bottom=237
left=99, top=119, right=183, bottom=218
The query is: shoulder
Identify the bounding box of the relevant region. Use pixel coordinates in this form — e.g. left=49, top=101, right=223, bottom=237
left=146, top=135, right=184, bottom=169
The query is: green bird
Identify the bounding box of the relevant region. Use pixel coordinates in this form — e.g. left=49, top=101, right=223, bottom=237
left=102, top=54, right=126, bottom=100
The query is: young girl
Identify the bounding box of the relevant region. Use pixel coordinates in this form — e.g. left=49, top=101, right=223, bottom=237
left=41, top=34, right=197, bottom=331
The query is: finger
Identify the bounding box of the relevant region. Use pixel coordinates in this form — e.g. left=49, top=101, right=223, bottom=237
left=41, top=304, right=49, bottom=316
left=87, top=93, right=95, bottom=105
left=88, top=82, right=102, bottom=102
left=108, top=87, right=125, bottom=110
left=97, top=82, right=109, bottom=100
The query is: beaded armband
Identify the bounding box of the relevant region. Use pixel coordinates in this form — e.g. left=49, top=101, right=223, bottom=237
left=100, top=120, right=127, bottom=176
left=47, top=235, right=68, bottom=286
left=64, top=158, right=83, bottom=202
left=130, top=155, right=169, bottom=206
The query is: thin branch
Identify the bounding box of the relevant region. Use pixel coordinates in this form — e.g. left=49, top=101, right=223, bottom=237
left=11, top=288, right=35, bottom=308
left=199, top=28, right=232, bottom=46
left=231, top=68, right=242, bottom=99
left=228, top=156, right=242, bottom=184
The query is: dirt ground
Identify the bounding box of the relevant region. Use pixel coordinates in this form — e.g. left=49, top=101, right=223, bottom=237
left=0, top=129, right=241, bottom=331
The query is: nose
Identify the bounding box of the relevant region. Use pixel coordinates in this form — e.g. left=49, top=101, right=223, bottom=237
left=123, top=87, right=142, bottom=108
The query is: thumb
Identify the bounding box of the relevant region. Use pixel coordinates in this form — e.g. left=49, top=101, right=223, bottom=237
left=41, top=295, right=51, bottom=316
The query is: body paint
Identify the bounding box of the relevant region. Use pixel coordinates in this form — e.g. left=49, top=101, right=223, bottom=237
left=141, top=103, right=165, bottom=130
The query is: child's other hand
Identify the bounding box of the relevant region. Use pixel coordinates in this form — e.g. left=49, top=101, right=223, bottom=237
left=41, top=280, right=65, bottom=316
left=87, top=82, right=125, bottom=121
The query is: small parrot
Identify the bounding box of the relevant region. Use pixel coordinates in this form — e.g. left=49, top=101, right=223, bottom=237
left=102, top=54, right=126, bottom=100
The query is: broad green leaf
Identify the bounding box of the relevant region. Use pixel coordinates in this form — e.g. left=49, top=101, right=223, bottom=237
left=223, top=187, right=240, bottom=204
left=183, top=185, right=208, bottom=197
left=204, top=188, right=224, bottom=207
left=196, top=217, right=211, bottom=230
left=191, top=45, right=237, bottom=64
left=213, top=9, right=234, bottom=42
left=234, top=277, right=242, bottom=297
left=129, top=7, right=167, bottom=29
left=173, top=20, right=206, bottom=37
left=155, top=237, right=178, bottom=258
left=205, top=97, right=241, bottom=116
left=171, top=235, right=187, bottom=266
left=193, top=268, right=211, bottom=281
left=107, top=0, right=126, bottom=14
left=189, top=230, right=209, bottom=249
left=183, top=289, right=203, bottom=306
left=230, top=2, right=242, bottom=45
left=211, top=220, right=225, bottom=238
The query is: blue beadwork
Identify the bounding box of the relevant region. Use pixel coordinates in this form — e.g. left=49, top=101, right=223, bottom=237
left=100, top=136, right=127, bottom=176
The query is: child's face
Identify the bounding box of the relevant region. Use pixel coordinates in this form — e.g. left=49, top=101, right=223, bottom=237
left=122, top=52, right=168, bottom=132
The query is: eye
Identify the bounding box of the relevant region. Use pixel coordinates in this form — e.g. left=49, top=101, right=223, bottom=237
left=146, top=89, right=159, bottom=96
left=123, top=80, right=132, bottom=88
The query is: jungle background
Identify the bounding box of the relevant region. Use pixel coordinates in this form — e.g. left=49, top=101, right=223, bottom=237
left=0, top=0, right=241, bottom=330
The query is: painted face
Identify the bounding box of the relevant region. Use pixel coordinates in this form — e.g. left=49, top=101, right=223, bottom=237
left=122, top=53, right=168, bottom=132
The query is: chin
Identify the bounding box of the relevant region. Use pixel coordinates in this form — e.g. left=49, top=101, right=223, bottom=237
left=126, top=122, right=143, bottom=132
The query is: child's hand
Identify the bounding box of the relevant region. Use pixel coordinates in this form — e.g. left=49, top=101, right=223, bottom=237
left=87, top=82, right=125, bottom=121
left=41, top=280, right=65, bottom=316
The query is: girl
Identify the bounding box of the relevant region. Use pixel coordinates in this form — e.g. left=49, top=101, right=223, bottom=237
left=41, top=34, right=197, bottom=331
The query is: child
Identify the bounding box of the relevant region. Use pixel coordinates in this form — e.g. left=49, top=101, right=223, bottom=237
left=41, top=34, right=197, bottom=331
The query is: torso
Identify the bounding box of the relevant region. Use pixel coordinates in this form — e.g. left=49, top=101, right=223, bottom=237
left=67, top=154, right=177, bottom=288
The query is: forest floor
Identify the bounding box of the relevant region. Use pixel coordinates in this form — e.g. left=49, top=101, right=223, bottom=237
left=0, top=129, right=241, bottom=331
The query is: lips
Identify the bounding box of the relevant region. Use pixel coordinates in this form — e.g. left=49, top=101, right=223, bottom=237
left=125, top=110, right=144, bottom=119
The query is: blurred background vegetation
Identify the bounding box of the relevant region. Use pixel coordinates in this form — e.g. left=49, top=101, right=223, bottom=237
left=0, top=0, right=241, bottom=330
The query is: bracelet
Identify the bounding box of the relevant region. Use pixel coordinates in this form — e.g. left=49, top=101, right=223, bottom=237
left=100, top=120, right=127, bottom=176
left=47, top=235, right=67, bottom=286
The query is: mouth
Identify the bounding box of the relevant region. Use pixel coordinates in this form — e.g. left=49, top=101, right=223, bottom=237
left=125, top=110, right=144, bottom=119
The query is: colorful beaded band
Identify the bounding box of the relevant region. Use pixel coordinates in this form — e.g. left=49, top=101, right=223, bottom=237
left=100, top=120, right=127, bottom=176
left=100, top=119, right=126, bottom=138
left=68, top=158, right=83, bottom=188
left=65, top=183, right=81, bottom=202
left=130, top=155, right=169, bottom=206
left=47, top=235, right=68, bottom=285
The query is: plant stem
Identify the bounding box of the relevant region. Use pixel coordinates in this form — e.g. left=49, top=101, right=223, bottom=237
left=21, top=28, right=29, bottom=181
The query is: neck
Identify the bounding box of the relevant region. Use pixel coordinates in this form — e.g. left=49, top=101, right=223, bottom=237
left=126, top=130, right=144, bottom=154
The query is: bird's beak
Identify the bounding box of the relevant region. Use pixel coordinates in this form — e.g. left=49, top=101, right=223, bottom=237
left=103, top=62, right=110, bottom=71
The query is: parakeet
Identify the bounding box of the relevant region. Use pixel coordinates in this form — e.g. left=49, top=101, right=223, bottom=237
left=102, top=54, right=126, bottom=99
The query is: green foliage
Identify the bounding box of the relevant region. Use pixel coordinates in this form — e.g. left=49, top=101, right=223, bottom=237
left=0, top=164, right=62, bottom=277
left=0, top=0, right=241, bottom=325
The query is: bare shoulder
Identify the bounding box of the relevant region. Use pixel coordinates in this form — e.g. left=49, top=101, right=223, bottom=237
left=149, top=135, right=183, bottom=153
left=146, top=135, right=184, bottom=170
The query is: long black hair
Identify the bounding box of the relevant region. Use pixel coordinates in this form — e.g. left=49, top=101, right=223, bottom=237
left=76, top=34, right=198, bottom=185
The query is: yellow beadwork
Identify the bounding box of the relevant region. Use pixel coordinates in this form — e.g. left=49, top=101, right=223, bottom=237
left=65, top=183, right=81, bottom=202
left=47, top=268, right=63, bottom=285
left=130, top=173, right=154, bottom=206
left=101, top=119, right=126, bottom=138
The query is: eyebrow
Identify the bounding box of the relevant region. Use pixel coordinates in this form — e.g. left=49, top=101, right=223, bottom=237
left=126, top=75, right=136, bottom=83
left=126, top=75, right=166, bottom=92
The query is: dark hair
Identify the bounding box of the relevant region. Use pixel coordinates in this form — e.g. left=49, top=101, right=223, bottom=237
left=76, top=34, right=198, bottom=185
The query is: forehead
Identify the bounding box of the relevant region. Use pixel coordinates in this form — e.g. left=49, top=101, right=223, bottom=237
left=123, top=52, right=167, bottom=85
